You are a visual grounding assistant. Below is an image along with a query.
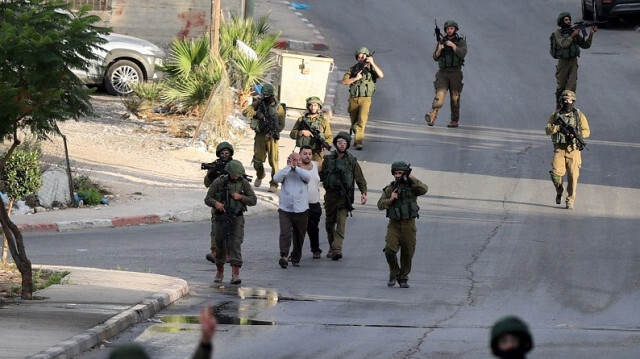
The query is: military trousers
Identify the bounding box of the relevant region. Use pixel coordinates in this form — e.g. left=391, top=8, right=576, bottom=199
left=348, top=96, right=372, bottom=145
left=383, top=218, right=417, bottom=281
left=214, top=215, right=245, bottom=267
left=555, top=57, right=579, bottom=102
left=550, top=145, right=582, bottom=205
left=253, top=132, right=279, bottom=186
left=306, top=202, right=323, bottom=254
left=324, top=191, right=349, bottom=252
left=278, top=209, right=308, bottom=263
left=429, top=69, right=463, bottom=121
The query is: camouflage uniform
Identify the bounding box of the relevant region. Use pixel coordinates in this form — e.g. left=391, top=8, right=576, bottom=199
left=545, top=90, right=590, bottom=209
left=290, top=97, right=333, bottom=163
left=553, top=12, right=594, bottom=103
left=203, top=142, right=234, bottom=260
left=342, top=47, right=382, bottom=148
left=377, top=161, right=428, bottom=288
left=204, top=160, right=257, bottom=284
left=426, top=20, right=467, bottom=128
left=321, top=132, right=367, bottom=260
left=242, top=85, right=285, bottom=190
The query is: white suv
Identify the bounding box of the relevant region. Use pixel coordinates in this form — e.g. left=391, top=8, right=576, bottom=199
left=73, top=33, right=165, bottom=96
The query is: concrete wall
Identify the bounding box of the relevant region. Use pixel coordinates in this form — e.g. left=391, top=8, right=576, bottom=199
left=92, top=0, right=246, bottom=47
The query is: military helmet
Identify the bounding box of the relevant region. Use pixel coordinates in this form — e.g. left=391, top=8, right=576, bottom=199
left=333, top=131, right=351, bottom=149
left=490, top=316, right=533, bottom=356
left=557, top=12, right=571, bottom=26
left=262, top=83, right=275, bottom=96
left=306, top=96, right=323, bottom=108
left=560, top=90, right=576, bottom=101
left=443, top=20, right=459, bottom=30
left=354, top=47, right=370, bottom=58
left=215, top=141, right=234, bottom=157
left=225, top=160, right=246, bottom=177
left=391, top=161, right=409, bottom=174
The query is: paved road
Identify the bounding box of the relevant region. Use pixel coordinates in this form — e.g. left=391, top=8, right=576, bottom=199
left=25, top=0, right=640, bottom=358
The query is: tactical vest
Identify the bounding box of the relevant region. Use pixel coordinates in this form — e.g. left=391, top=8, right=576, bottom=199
left=296, top=114, right=326, bottom=150
left=384, top=183, right=420, bottom=220
left=322, top=152, right=355, bottom=192
left=349, top=67, right=376, bottom=98
left=557, top=30, right=581, bottom=59
left=552, top=109, right=582, bottom=146
left=250, top=99, right=281, bottom=133
left=213, top=176, right=247, bottom=218
left=438, top=35, right=465, bottom=69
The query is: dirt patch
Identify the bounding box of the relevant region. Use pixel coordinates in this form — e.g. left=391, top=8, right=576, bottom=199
left=0, top=264, right=68, bottom=302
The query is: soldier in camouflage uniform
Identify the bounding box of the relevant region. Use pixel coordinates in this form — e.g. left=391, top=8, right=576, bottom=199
left=377, top=161, right=428, bottom=288
left=321, top=131, right=367, bottom=260
left=204, top=142, right=234, bottom=264
left=242, top=84, right=286, bottom=193
left=341, top=47, right=384, bottom=150
left=426, top=20, right=467, bottom=128
left=204, top=160, right=257, bottom=285
left=545, top=90, right=590, bottom=210
left=290, top=96, right=333, bottom=163
left=553, top=12, right=596, bottom=106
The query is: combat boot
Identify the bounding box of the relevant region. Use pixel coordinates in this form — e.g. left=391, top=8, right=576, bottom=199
left=331, top=250, right=342, bottom=261
left=254, top=177, right=262, bottom=187
left=447, top=120, right=459, bottom=128
left=230, top=265, right=241, bottom=285
left=214, top=264, right=224, bottom=283
left=398, top=279, right=410, bottom=288
left=268, top=183, right=278, bottom=193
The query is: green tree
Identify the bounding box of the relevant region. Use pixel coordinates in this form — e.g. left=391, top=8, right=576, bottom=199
left=0, top=0, right=109, bottom=299
left=1, top=145, right=42, bottom=265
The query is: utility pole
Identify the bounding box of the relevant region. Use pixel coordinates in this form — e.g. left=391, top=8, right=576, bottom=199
left=210, top=0, right=221, bottom=57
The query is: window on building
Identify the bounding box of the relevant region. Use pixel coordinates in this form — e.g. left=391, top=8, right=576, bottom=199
left=62, top=0, right=111, bottom=11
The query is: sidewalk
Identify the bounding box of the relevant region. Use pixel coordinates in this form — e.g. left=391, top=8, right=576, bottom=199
left=3, top=2, right=340, bottom=358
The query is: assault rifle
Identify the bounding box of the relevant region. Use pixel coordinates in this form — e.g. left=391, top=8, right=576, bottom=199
left=201, top=161, right=252, bottom=182
left=434, top=19, right=445, bottom=44
left=336, top=167, right=355, bottom=214
left=258, top=100, right=281, bottom=140
left=300, top=118, right=331, bottom=152
left=556, top=117, right=588, bottom=151
left=572, top=20, right=606, bottom=37
left=215, top=178, right=246, bottom=249
left=349, top=51, right=375, bottom=78
left=393, top=164, right=413, bottom=190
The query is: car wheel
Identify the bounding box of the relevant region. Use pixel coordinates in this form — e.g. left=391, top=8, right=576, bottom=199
left=104, top=59, right=144, bottom=96
left=582, top=0, right=594, bottom=20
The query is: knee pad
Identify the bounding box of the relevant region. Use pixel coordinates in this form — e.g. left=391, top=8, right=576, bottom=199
left=549, top=171, right=563, bottom=186
left=384, top=248, right=397, bottom=262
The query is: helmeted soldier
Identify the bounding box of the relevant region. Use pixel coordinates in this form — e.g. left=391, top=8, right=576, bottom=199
left=545, top=90, right=590, bottom=209
left=341, top=47, right=384, bottom=150
left=552, top=12, right=597, bottom=106
left=242, top=84, right=286, bottom=193
left=204, top=160, right=257, bottom=284
left=377, top=161, right=428, bottom=288
left=321, top=131, right=367, bottom=260
left=204, top=141, right=234, bottom=264
left=289, top=96, right=333, bottom=163
left=490, top=316, right=534, bottom=359
left=425, top=19, right=467, bottom=128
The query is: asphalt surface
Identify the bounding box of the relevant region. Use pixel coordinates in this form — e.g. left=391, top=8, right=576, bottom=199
left=6, top=0, right=640, bottom=358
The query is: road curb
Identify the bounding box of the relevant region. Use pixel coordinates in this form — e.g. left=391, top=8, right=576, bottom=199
left=28, top=276, right=189, bottom=359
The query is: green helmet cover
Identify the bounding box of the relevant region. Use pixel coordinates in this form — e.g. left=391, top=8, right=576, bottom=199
left=557, top=12, right=571, bottom=26
left=306, top=96, right=323, bottom=108
left=391, top=161, right=409, bottom=174
left=560, top=90, right=576, bottom=101
left=443, top=20, right=459, bottom=30
left=333, top=131, right=351, bottom=149
left=225, top=160, right=245, bottom=177
left=355, top=47, right=370, bottom=56
left=216, top=141, right=234, bottom=157
left=262, top=84, right=275, bottom=95
left=490, top=316, right=533, bottom=356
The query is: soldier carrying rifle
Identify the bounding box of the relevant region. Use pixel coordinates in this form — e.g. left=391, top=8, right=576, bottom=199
left=204, top=160, right=257, bottom=285
left=289, top=96, right=333, bottom=163
left=243, top=84, right=286, bottom=193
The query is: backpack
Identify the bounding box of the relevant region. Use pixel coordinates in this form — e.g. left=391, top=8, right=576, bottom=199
left=549, top=31, right=562, bottom=59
